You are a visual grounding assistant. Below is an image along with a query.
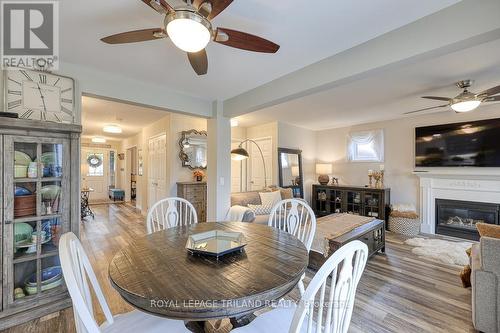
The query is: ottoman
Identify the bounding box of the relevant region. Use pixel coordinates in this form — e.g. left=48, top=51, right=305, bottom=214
left=109, top=188, right=125, bottom=201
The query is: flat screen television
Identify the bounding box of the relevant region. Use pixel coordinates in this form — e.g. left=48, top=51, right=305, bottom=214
left=415, top=118, right=500, bottom=167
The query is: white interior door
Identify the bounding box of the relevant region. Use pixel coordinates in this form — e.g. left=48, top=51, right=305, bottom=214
left=249, top=137, right=272, bottom=190
left=81, top=148, right=109, bottom=202
left=148, top=134, right=167, bottom=210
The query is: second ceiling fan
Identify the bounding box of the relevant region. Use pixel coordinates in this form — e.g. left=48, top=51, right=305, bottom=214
left=101, top=0, right=280, bottom=75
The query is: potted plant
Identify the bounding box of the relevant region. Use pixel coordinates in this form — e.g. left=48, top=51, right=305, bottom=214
left=193, top=170, right=205, bottom=182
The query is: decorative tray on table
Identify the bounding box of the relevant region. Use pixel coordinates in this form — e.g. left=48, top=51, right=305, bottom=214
left=186, top=230, right=247, bottom=259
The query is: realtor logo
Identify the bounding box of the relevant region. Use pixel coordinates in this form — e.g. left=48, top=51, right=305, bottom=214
left=1, top=1, right=59, bottom=70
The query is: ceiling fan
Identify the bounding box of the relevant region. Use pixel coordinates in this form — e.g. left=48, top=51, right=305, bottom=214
left=404, top=80, right=500, bottom=115
left=100, top=0, right=280, bottom=75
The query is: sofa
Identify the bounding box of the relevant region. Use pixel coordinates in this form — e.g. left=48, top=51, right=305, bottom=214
left=230, top=188, right=294, bottom=224
left=471, top=236, right=500, bottom=333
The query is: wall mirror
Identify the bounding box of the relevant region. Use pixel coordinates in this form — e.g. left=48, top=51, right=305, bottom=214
left=278, top=147, right=304, bottom=198
left=179, top=130, right=207, bottom=170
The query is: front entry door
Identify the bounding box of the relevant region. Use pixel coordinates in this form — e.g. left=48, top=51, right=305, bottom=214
left=148, top=134, right=167, bottom=210
left=81, top=148, right=109, bottom=202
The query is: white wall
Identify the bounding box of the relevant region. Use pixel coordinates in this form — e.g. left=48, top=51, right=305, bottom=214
left=278, top=123, right=317, bottom=203
left=315, top=104, right=500, bottom=209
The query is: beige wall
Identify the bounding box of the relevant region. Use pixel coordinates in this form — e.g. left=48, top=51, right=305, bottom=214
left=315, top=104, right=500, bottom=209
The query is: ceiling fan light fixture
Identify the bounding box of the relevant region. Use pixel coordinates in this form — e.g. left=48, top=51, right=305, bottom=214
left=451, top=100, right=481, bottom=113
left=166, top=11, right=211, bottom=53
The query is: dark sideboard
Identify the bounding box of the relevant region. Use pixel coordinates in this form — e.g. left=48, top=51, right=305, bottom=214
left=312, top=184, right=391, bottom=222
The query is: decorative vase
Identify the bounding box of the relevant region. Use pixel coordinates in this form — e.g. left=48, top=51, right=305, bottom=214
left=318, top=174, right=329, bottom=185
left=196, top=176, right=203, bottom=182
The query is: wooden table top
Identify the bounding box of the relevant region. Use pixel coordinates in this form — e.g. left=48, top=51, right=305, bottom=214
left=109, top=222, right=308, bottom=321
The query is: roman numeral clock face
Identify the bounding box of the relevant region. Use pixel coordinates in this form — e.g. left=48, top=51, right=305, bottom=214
left=5, top=69, right=75, bottom=123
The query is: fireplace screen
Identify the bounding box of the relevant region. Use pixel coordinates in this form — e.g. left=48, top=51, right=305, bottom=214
left=436, top=199, right=499, bottom=240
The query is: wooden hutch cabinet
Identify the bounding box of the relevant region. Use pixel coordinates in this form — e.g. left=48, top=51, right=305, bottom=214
left=312, top=184, right=391, bottom=222
left=177, top=182, right=207, bottom=222
left=0, top=118, right=81, bottom=329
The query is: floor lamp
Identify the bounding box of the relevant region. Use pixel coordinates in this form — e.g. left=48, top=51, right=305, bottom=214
left=231, top=139, right=268, bottom=188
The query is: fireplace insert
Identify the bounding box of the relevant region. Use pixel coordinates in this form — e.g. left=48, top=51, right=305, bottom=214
left=435, top=199, right=500, bottom=241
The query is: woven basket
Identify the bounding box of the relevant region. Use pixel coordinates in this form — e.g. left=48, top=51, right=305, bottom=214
left=388, top=214, right=420, bottom=236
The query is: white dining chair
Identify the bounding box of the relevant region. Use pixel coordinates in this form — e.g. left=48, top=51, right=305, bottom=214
left=60, top=232, right=190, bottom=333
left=232, top=240, right=369, bottom=333
left=146, top=197, right=198, bottom=234
left=268, top=198, right=316, bottom=295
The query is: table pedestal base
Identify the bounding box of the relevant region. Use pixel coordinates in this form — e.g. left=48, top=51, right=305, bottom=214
left=185, top=314, right=256, bottom=333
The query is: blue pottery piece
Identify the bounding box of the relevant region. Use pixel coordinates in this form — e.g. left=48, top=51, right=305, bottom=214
left=14, top=186, right=31, bottom=196
left=41, top=219, right=55, bottom=239
left=26, top=266, right=62, bottom=285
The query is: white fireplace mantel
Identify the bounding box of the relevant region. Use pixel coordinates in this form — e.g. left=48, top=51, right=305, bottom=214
left=414, top=170, right=500, bottom=234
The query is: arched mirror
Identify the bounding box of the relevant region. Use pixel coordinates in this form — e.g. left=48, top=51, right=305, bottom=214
left=179, top=130, right=207, bottom=170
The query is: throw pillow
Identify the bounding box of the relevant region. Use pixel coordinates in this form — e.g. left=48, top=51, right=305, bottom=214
left=248, top=203, right=273, bottom=216
left=280, top=188, right=293, bottom=200
left=476, top=223, right=500, bottom=239
left=259, top=190, right=282, bottom=207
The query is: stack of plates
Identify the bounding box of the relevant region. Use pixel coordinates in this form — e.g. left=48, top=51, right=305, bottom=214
left=25, top=266, right=63, bottom=295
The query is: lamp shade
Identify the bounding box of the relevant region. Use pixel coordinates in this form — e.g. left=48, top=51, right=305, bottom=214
left=231, top=147, right=249, bottom=161
left=291, top=165, right=300, bottom=177
left=316, top=163, right=332, bottom=175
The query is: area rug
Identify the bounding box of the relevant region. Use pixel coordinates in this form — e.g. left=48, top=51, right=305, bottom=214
left=404, top=238, right=473, bottom=266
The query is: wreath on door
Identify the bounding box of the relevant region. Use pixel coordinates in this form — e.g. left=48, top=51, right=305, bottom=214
left=87, top=154, right=103, bottom=168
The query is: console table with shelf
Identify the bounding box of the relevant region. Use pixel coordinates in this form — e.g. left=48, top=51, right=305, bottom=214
left=312, top=184, right=391, bottom=222
left=0, top=118, right=81, bottom=330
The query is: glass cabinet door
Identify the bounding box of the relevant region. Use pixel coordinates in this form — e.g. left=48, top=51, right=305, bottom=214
left=364, top=192, right=381, bottom=218
left=3, top=135, right=70, bottom=308
left=346, top=191, right=362, bottom=215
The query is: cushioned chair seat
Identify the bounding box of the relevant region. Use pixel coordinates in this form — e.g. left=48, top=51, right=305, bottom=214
left=101, top=310, right=189, bottom=333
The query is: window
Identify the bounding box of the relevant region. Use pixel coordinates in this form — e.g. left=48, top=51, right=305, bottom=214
left=87, top=153, right=104, bottom=176
left=347, top=130, right=384, bottom=162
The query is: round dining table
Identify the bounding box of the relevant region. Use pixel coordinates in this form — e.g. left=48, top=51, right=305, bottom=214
left=108, top=221, right=308, bottom=326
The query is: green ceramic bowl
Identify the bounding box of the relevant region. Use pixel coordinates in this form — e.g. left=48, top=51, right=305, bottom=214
left=14, top=223, right=33, bottom=243
left=41, top=185, right=61, bottom=200
left=14, top=151, right=32, bottom=166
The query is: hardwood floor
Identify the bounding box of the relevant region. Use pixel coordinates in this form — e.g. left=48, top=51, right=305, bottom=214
left=2, top=203, right=475, bottom=333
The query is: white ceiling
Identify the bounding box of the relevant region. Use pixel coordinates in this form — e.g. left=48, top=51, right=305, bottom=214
left=81, top=96, right=169, bottom=140
left=61, top=0, right=460, bottom=101
left=236, top=38, right=500, bottom=130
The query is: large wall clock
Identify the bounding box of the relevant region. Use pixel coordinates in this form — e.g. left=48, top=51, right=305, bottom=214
left=4, top=69, right=75, bottom=123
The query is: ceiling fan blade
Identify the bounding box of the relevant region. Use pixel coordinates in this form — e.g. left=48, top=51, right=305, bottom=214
left=140, top=0, right=172, bottom=13
left=479, top=85, right=500, bottom=97
left=421, top=96, right=452, bottom=102
left=484, top=95, right=500, bottom=102
left=214, top=28, right=279, bottom=53
left=193, top=0, right=233, bottom=19
left=101, top=28, right=166, bottom=44
left=188, top=49, right=208, bottom=75
left=404, top=104, right=449, bottom=115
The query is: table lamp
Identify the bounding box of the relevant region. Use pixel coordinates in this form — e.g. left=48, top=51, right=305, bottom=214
left=316, top=163, right=332, bottom=185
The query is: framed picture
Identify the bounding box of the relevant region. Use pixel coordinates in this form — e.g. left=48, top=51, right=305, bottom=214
left=138, top=149, right=144, bottom=176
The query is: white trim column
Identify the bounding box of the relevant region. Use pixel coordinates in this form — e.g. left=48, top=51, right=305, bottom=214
left=207, top=101, right=231, bottom=221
